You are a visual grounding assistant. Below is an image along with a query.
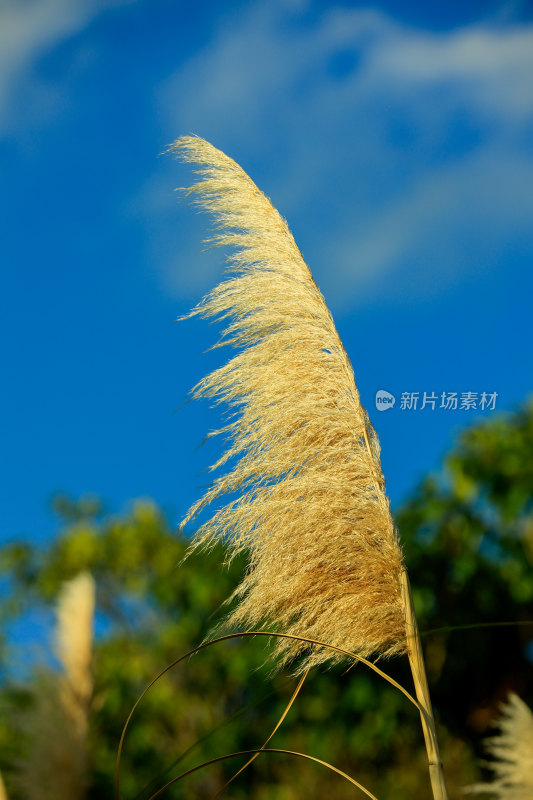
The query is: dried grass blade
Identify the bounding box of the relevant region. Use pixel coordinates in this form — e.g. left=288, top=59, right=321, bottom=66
left=213, top=668, right=309, bottom=798
left=147, top=748, right=380, bottom=800
left=116, top=630, right=424, bottom=800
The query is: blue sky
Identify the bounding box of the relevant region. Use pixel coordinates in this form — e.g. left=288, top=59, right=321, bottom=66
left=2, top=0, right=533, bottom=547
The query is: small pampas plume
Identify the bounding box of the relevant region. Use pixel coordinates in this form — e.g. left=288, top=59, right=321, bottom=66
left=0, top=772, right=8, bottom=800
left=13, top=572, right=95, bottom=800
left=174, top=135, right=405, bottom=671
left=468, top=693, right=533, bottom=799
left=55, top=570, right=95, bottom=716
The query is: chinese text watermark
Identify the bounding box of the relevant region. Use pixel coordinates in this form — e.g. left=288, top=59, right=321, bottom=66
left=375, top=390, right=498, bottom=412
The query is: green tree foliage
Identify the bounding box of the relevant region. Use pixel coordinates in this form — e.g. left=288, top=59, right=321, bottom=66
left=0, top=402, right=532, bottom=799
left=397, top=400, right=533, bottom=739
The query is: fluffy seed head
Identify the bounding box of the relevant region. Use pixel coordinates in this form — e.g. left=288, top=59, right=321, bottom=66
left=55, top=570, right=95, bottom=712
left=12, top=572, right=95, bottom=800
left=469, top=693, right=533, bottom=799
left=175, top=135, right=405, bottom=670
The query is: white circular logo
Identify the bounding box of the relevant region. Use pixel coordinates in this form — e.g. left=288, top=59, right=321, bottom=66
left=375, top=389, right=396, bottom=411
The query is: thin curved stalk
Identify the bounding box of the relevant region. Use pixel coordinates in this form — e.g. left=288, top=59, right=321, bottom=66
left=147, top=748, right=380, bottom=800
left=213, top=668, right=309, bottom=798
left=115, top=630, right=428, bottom=800
left=421, top=619, right=533, bottom=637
left=132, top=677, right=295, bottom=800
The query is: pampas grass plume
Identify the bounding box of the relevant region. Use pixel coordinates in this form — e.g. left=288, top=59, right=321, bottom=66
left=13, top=572, right=95, bottom=800
left=469, top=693, right=533, bottom=799
left=174, top=135, right=406, bottom=671
left=55, top=570, right=95, bottom=716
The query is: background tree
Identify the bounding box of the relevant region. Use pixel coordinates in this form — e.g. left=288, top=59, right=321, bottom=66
left=0, top=401, right=531, bottom=799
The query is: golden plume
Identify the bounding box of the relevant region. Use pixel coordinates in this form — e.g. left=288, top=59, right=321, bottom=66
left=175, top=136, right=448, bottom=799
left=12, top=572, right=95, bottom=800
left=469, top=693, right=533, bottom=799
left=175, top=134, right=405, bottom=669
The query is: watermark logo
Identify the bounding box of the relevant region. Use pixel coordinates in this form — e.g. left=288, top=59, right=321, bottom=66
left=375, top=389, right=396, bottom=411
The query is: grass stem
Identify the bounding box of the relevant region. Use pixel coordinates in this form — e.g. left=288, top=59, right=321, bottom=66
left=400, top=567, right=448, bottom=800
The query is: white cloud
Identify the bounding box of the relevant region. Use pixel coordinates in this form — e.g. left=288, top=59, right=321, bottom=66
left=0, top=0, right=130, bottom=134
left=331, top=149, right=533, bottom=303
left=153, top=2, right=533, bottom=311
left=369, top=25, right=533, bottom=122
